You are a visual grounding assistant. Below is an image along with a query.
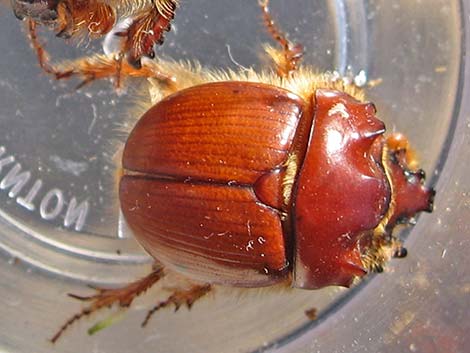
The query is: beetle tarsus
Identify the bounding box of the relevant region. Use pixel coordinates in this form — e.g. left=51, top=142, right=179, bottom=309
left=50, top=308, right=92, bottom=343
left=27, top=19, right=55, bottom=75
left=141, top=284, right=211, bottom=327
left=50, top=268, right=165, bottom=343
left=258, top=0, right=303, bottom=77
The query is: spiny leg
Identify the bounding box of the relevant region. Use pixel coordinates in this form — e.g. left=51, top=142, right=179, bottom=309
left=119, top=0, right=178, bottom=66
left=50, top=267, right=165, bottom=343
left=258, top=0, right=303, bottom=78
left=141, top=283, right=212, bottom=327
left=27, top=19, right=177, bottom=90
left=27, top=20, right=67, bottom=77
left=17, top=0, right=178, bottom=65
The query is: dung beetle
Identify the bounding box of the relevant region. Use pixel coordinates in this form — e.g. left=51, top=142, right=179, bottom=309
left=12, top=0, right=434, bottom=342
left=120, top=81, right=434, bottom=290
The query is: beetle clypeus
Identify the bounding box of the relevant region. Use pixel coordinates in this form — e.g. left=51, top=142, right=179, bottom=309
left=13, top=0, right=434, bottom=342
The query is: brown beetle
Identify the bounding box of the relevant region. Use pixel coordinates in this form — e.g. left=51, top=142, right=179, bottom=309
left=119, top=80, right=433, bottom=291
left=15, top=0, right=434, bottom=343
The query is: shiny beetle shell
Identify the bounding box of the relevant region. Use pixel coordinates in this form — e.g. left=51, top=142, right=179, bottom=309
left=119, top=81, right=434, bottom=289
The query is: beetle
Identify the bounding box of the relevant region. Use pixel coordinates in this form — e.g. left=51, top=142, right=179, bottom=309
left=14, top=0, right=434, bottom=342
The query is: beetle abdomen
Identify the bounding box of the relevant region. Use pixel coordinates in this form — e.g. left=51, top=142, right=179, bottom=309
left=121, top=81, right=307, bottom=286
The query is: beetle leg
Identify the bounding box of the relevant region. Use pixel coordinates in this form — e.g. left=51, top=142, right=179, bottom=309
left=50, top=267, right=165, bottom=343
left=258, top=0, right=303, bottom=78
left=141, top=283, right=212, bottom=327
left=17, top=0, right=177, bottom=62
left=27, top=20, right=66, bottom=78
left=54, top=1, right=73, bottom=38
left=118, top=0, right=178, bottom=67
left=27, top=19, right=177, bottom=90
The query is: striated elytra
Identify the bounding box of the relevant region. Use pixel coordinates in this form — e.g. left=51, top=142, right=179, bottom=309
left=119, top=81, right=434, bottom=290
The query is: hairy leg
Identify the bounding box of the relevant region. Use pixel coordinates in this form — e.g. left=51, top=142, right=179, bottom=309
left=141, top=284, right=212, bottom=327
left=50, top=267, right=166, bottom=343
left=118, top=0, right=178, bottom=66
left=50, top=268, right=211, bottom=343
left=27, top=19, right=177, bottom=90
left=258, top=0, right=303, bottom=78
left=14, top=0, right=178, bottom=65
